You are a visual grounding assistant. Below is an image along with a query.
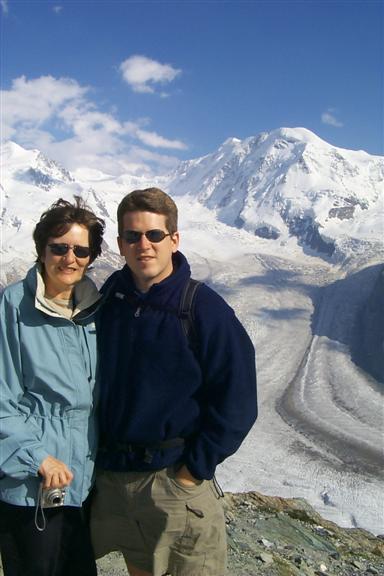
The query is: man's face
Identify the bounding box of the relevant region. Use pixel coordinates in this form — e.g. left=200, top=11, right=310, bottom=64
left=117, top=211, right=179, bottom=292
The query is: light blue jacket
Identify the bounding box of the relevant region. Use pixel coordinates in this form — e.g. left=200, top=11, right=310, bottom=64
left=0, top=265, right=100, bottom=507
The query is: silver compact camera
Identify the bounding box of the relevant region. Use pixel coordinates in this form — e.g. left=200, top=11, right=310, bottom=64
left=41, top=487, right=66, bottom=508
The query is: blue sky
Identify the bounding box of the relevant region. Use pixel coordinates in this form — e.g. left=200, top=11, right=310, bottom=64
left=1, top=0, right=383, bottom=175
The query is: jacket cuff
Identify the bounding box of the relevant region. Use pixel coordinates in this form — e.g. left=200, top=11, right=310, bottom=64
left=29, top=446, right=50, bottom=476
left=184, top=453, right=215, bottom=481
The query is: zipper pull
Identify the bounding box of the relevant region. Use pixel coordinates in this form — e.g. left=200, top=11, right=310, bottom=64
left=134, top=306, right=141, bottom=318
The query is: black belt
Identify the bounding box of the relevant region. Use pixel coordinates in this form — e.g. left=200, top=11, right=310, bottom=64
left=99, top=437, right=185, bottom=463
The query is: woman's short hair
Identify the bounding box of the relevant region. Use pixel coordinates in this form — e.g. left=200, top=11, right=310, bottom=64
left=33, top=196, right=105, bottom=264
left=117, top=188, right=178, bottom=236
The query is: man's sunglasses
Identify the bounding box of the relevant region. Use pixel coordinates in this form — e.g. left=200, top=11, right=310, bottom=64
left=48, top=243, right=91, bottom=258
left=122, top=229, right=173, bottom=244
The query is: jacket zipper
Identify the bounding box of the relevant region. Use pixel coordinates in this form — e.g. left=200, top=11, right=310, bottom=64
left=134, top=305, right=142, bottom=317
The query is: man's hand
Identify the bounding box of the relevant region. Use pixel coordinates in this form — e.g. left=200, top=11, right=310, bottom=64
left=38, top=456, right=74, bottom=489
left=175, top=464, right=201, bottom=487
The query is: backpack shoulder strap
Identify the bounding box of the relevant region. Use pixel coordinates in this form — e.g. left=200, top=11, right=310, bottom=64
left=179, top=278, right=202, bottom=350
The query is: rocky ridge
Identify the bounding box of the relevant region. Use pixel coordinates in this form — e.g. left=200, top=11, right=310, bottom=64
left=94, top=491, right=384, bottom=576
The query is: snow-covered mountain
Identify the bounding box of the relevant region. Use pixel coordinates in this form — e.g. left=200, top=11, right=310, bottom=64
left=2, top=141, right=74, bottom=191
left=2, top=128, right=382, bottom=284
left=167, top=127, right=384, bottom=259
left=1, top=140, right=166, bottom=285
left=1, top=131, right=383, bottom=535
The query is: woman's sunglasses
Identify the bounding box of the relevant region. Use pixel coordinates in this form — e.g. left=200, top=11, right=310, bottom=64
left=122, top=229, right=172, bottom=244
left=48, top=243, right=91, bottom=258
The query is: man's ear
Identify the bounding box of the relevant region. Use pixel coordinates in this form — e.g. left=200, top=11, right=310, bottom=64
left=171, top=231, right=180, bottom=253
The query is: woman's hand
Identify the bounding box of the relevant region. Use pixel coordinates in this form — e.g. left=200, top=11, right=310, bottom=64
left=38, top=455, right=74, bottom=489
left=175, top=464, right=201, bottom=487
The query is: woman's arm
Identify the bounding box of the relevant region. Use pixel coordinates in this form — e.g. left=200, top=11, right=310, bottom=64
left=0, top=290, right=72, bottom=486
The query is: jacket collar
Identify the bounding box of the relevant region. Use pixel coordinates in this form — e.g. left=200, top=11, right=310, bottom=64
left=103, top=251, right=191, bottom=307
left=26, top=264, right=101, bottom=319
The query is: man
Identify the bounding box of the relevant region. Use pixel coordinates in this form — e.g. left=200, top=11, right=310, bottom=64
left=91, top=188, right=257, bottom=576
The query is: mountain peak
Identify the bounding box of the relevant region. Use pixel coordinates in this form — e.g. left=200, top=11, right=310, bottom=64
left=270, top=126, right=326, bottom=145
left=222, top=137, right=242, bottom=147
left=1, top=140, right=74, bottom=189
left=167, top=128, right=383, bottom=260
left=1, top=140, right=39, bottom=164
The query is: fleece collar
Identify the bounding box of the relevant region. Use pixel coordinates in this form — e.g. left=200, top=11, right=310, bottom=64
left=103, top=251, right=191, bottom=308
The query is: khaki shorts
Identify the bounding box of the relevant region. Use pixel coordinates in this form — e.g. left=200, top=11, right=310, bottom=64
left=90, top=467, right=227, bottom=576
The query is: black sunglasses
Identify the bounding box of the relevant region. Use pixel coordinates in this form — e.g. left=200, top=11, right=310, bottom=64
left=122, top=229, right=173, bottom=244
left=48, top=243, right=91, bottom=258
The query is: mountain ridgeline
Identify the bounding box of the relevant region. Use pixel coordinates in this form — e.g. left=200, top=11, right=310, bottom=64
left=167, top=127, right=383, bottom=260
left=2, top=127, right=383, bottom=272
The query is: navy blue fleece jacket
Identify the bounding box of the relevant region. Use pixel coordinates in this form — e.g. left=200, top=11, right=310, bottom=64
left=96, top=251, right=257, bottom=480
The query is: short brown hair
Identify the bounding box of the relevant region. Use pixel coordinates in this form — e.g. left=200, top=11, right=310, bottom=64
left=117, top=188, right=178, bottom=236
left=33, top=196, right=105, bottom=264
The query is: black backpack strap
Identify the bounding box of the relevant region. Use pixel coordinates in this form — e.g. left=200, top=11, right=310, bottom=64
left=179, top=278, right=202, bottom=350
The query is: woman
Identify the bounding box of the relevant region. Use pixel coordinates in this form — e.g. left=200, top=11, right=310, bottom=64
left=0, top=197, right=105, bottom=576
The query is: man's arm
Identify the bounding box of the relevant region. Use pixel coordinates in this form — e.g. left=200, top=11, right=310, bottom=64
left=181, top=284, right=257, bottom=481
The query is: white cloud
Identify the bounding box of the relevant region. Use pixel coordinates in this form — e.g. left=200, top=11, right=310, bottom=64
left=52, top=5, right=63, bottom=13
left=0, top=0, right=9, bottom=14
left=1, top=75, right=187, bottom=176
left=2, top=76, right=88, bottom=139
left=321, top=109, right=343, bottom=127
left=119, top=55, right=181, bottom=94
left=136, top=129, right=187, bottom=150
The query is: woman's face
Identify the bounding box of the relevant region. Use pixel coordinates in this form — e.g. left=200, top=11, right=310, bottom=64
left=41, top=223, right=91, bottom=299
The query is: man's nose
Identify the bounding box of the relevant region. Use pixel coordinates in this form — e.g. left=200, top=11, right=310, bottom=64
left=137, top=233, right=151, bottom=248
